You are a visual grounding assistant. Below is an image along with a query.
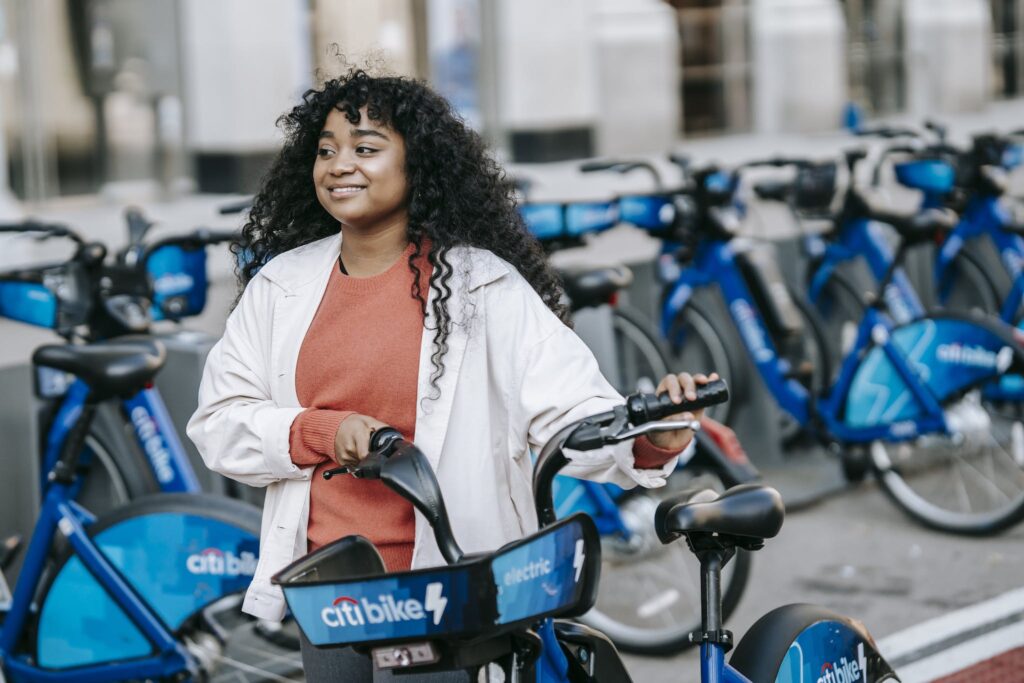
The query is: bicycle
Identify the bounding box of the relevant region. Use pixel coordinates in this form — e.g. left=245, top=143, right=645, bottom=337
left=519, top=192, right=673, bottom=398
left=578, top=156, right=829, bottom=431
left=519, top=192, right=758, bottom=655
left=598, top=156, right=1024, bottom=534
left=0, top=335, right=266, bottom=681
left=274, top=379, right=898, bottom=681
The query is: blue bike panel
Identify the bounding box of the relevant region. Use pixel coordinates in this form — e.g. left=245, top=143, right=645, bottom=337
left=491, top=520, right=587, bottom=625
left=894, top=159, right=956, bottom=195
left=619, top=195, right=675, bottom=231
left=0, top=281, right=57, bottom=328
left=775, top=620, right=890, bottom=683
left=282, top=516, right=594, bottom=648
left=846, top=317, right=1016, bottom=428
left=37, top=513, right=258, bottom=668
left=146, top=245, right=208, bottom=320
left=565, top=201, right=619, bottom=237
left=521, top=204, right=564, bottom=241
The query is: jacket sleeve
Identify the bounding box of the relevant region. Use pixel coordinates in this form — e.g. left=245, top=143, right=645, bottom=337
left=186, top=275, right=312, bottom=488
left=517, top=316, right=685, bottom=490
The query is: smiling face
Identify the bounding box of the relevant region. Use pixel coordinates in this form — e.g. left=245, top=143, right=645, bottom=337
left=313, top=106, right=409, bottom=233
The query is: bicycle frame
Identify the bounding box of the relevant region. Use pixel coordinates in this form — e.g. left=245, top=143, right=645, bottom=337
left=936, top=194, right=1024, bottom=324
left=0, top=478, right=192, bottom=682
left=702, top=643, right=751, bottom=683
left=661, top=236, right=950, bottom=445
left=40, top=378, right=200, bottom=495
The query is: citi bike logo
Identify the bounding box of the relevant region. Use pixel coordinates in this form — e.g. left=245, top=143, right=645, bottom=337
left=130, top=406, right=175, bottom=484
left=936, top=343, right=1013, bottom=372
left=154, top=272, right=194, bottom=295
left=322, top=582, right=448, bottom=628
left=502, top=539, right=586, bottom=596
left=815, top=642, right=867, bottom=683
left=729, top=299, right=774, bottom=363
left=186, top=548, right=257, bottom=577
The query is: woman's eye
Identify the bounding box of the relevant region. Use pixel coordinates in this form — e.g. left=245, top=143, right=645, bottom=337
left=356, top=146, right=377, bottom=155
left=317, top=147, right=334, bottom=158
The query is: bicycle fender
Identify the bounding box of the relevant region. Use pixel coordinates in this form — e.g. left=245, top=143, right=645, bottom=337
left=35, top=494, right=260, bottom=669
left=845, top=311, right=1024, bottom=429
left=730, top=603, right=897, bottom=683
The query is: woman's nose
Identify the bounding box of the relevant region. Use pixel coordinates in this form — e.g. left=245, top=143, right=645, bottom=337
left=328, top=155, right=356, bottom=175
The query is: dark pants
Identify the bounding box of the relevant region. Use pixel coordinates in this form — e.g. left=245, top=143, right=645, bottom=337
left=299, top=630, right=471, bottom=682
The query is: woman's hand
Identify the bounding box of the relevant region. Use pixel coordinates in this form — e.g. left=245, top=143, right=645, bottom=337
left=333, top=414, right=390, bottom=466
left=645, top=372, right=720, bottom=451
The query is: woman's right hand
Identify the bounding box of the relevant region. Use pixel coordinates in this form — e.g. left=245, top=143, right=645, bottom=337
left=333, top=414, right=390, bottom=466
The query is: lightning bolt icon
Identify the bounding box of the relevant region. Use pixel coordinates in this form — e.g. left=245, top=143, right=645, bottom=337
left=573, top=539, right=585, bottom=583
left=424, top=582, right=447, bottom=625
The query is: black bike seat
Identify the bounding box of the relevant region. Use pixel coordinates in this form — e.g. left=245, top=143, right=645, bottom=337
left=32, top=338, right=166, bottom=400
left=655, top=484, right=784, bottom=547
left=560, top=266, right=633, bottom=312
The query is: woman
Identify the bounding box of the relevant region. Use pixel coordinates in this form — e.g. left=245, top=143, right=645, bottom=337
left=187, top=68, right=715, bottom=681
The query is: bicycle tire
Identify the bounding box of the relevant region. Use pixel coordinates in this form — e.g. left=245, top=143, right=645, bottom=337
left=808, top=268, right=867, bottom=379
left=31, top=494, right=301, bottom=676
left=576, top=467, right=751, bottom=656
left=610, top=306, right=672, bottom=394
left=669, top=301, right=737, bottom=424
left=942, top=249, right=1003, bottom=318
left=82, top=403, right=160, bottom=508
left=872, top=393, right=1024, bottom=535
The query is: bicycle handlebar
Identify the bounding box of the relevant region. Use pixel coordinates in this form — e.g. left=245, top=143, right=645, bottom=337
left=0, top=220, right=84, bottom=245
left=218, top=198, right=254, bottom=215
left=534, top=380, right=729, bottom=526
left=579, top=159, right=666, bottom=191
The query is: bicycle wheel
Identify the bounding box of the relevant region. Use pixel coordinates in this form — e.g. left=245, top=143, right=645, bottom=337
left=809, top=269, right=866, bottom=377
left=873, top=391, right=1024, bottom=534
left=74, top=403, right=159, bottom=515
left=577, top=467, right=751, bottom=656
left=611, top=306, right=672, bottom=394
left=669, top=301, right=737, bottom=424
left=942, top=250, right=1003, bottom=318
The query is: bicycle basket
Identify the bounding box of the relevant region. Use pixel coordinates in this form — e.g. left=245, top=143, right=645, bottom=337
left=0, top=261, right=91, bottom=332
left=792, top=162, right=837, bottom=212
left=146, top=244, right=209, bottom=321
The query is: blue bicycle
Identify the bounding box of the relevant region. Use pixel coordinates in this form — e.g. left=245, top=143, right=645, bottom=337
left=275, top=381, right=898, bottom=682
left=585, top=158, right=1024, bottom=534
left=518, top=196, right=758, bottom=655
left=0, top=335, right=264, bottom=681
left=0, top=220, right=237, bottom=515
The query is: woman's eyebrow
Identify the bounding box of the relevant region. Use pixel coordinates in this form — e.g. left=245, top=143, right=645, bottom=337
left=318, top=130, right=335, bottom=139
left=351, top=128, right=390, bottom=141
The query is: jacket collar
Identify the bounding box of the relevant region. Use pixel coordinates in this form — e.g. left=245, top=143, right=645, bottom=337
left=258, top=233, right=510, bottom=294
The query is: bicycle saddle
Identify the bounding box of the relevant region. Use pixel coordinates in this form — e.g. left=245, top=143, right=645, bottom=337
left=655, top=484, right=784, bottom=549
left=32, top=337, right=166, bottom=400
left=559, top=265, right=633, bottom=312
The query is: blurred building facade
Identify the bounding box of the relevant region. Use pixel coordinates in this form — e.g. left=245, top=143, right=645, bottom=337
left=0, top=0, right=1019, bottom=202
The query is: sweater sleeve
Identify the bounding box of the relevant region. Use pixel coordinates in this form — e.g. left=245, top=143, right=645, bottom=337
left=289, top=409, right=355, bottom=466
left=632, top=434, right=690, bottom=469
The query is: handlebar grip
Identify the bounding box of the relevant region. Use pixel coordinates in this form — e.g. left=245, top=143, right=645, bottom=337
left=625, top=379, right=729, bottom=424
left=579, top=160, right=621, bottom=173
left=218, top=198, right=254, bottom=215
left=369, top=427, right=403, bottom=453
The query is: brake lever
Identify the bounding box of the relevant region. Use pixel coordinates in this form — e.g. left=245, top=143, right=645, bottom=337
left=608, top=419, right=701, bottom=443
left=322, top=451, right=387, bottom=480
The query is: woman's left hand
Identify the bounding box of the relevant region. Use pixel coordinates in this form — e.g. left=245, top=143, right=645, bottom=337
left=645, top=371, right=720, bottom=451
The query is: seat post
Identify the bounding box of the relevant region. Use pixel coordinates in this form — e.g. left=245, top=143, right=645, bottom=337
left=694, top=546, right=735, bottom=651
left=51, top=394, right=99, bottom=485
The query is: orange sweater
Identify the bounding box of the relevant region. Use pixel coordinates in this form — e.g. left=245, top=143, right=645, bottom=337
left=289, top=242, right=429, bottom=571
left=289, top=243, right=679, bottom=572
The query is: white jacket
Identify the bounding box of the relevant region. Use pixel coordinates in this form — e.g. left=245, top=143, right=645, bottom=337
left=187, top=233, right=682, bottom=620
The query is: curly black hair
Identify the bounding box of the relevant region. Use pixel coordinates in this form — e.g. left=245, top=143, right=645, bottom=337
left=237, top=67, right=569, bottom=396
